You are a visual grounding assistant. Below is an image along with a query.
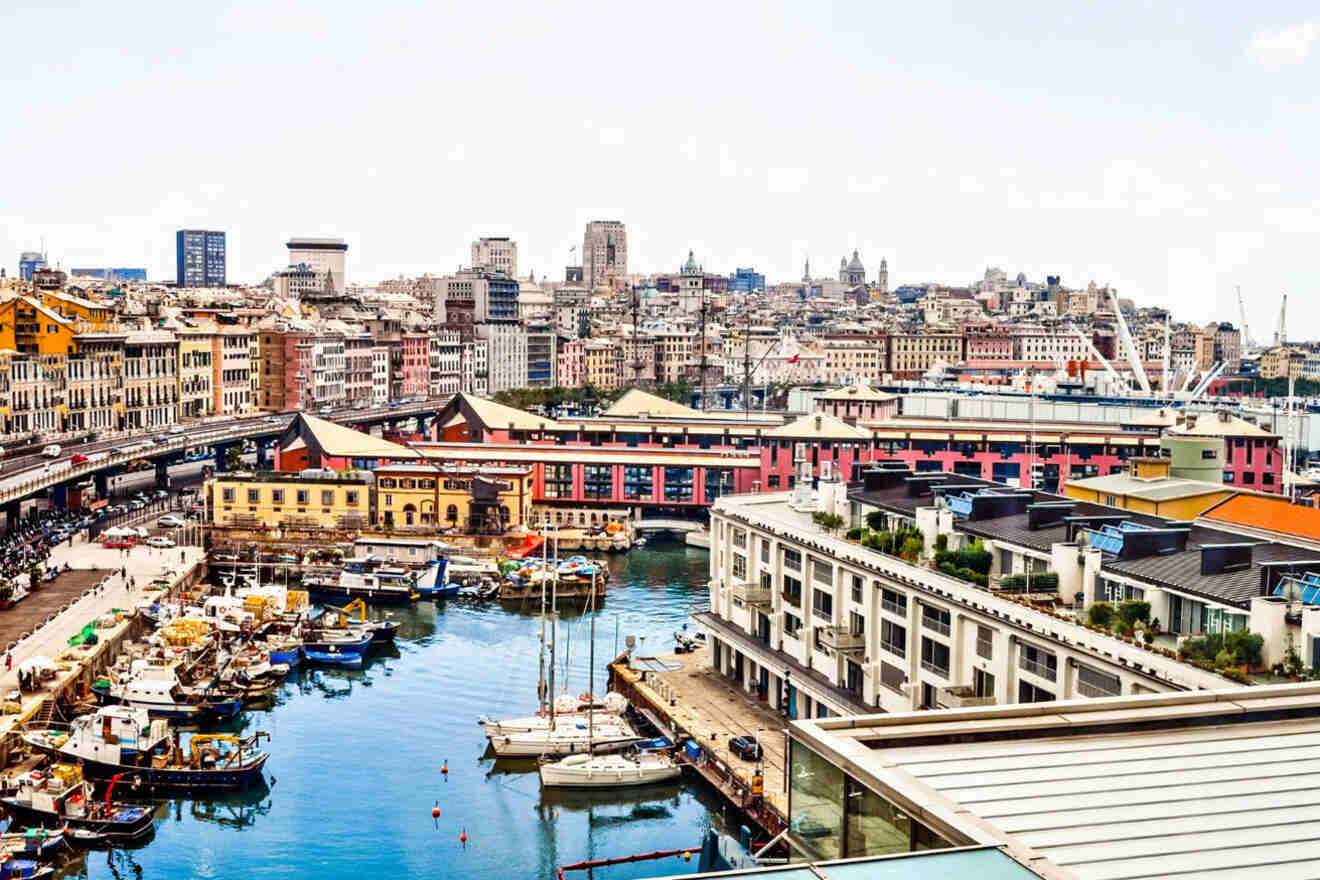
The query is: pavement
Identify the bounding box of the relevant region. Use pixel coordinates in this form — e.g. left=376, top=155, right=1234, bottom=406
left=0, top=516, right=206, bottom=702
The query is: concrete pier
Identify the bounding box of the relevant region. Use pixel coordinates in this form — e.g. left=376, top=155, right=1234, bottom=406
left=610, top=648, right=788, bottom=838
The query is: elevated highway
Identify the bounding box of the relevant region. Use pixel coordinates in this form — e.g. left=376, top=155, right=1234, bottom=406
left=0, top=397, right=457, bottom=523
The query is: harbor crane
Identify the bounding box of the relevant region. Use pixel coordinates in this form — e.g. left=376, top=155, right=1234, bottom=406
left=1275, top=293, right=1288, bottom=348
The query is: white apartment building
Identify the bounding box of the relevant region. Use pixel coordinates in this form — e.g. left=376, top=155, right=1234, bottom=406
left=1012, top=329, right=1091, bottom=363
left=470, top=237, right=517, bottom=277
left=555, top=286, right=591, bottom=339
left=307, top=335, right=345, bottom=407
left=461, top=340, right=488, bottom=396
left=370, top=346, right=390, bottom=407
left=476, top=322, right=525, bottom=393
left=122, top=331, right=180, bottom=430
left=429, top=329, right=462, bottom=396
left=271, top=263, right=330, bottom=300
left=702, top=461, right=1231, bottom=721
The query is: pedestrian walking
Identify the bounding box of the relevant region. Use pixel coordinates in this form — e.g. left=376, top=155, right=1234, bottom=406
left=4, top=652, right=10, bottom=671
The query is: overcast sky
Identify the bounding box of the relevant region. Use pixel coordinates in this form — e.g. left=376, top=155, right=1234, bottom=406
left=3, top=1, right=1316, bottom=333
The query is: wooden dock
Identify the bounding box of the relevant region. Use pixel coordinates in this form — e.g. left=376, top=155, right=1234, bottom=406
left=610, top=648, right=788, bottom=838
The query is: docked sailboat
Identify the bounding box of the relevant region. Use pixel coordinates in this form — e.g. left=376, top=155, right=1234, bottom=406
left=538, top=750, right=681, bottom=788
left=21, top=705, right=269, bottom=791
left=488, top=718, right=645, bottom=757
left=479, top=692, right=628, bottom=736
left=538, top=565, right=681, bottom=787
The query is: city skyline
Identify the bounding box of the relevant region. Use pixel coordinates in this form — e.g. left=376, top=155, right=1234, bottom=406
left=2, top=2, right=1317, bottom=327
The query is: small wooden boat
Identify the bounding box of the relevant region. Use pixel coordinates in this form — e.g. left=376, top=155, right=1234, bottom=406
left=303, top=646, right=364, bottom=668
left=0, top=826, right=65, bottom=858
left=91, top=667, right=242, bottom=722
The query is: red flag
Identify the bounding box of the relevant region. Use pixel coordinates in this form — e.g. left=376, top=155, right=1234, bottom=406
left=787, top=354, right=799, bottom=365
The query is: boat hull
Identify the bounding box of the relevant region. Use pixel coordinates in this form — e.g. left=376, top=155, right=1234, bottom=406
left=90, top=688, right=242, bottom=721
left=538, top=757, right=681, bottom=788
left=307, top=584, right=415, bottom=604
left=268, top=646, right=301, bottom=666
left=0, top=800, right=154, bottom=842
left=488, top=732, right=644, bottom=757
left=72, top=752, right=269, bottom=791
left=303, top=650, right=364, bottom=668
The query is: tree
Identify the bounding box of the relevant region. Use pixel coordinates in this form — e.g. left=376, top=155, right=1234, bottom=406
left=224, top=445, right=244, bottom=471
left=811, top=511, right=845, bottom=534
left=1087, top=603, right=1115, bottom=628
left=899, top=537, right=923, bottom=561
left=27, top=562, right=42, bottom=593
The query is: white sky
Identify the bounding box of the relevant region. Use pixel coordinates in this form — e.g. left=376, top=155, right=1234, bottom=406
left=2, top=1, right=1316, bottom=333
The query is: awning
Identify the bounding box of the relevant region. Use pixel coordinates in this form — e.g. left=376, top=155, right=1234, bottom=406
left=952, top=432, right=983, bottom=442
left=909, top=431, right=950, bottom=441
left=989, top=433, right=1028, bottom=442
left=1109, top=437, right=1141, bottom=446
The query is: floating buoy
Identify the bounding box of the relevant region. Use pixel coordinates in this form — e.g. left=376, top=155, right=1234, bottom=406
left=441, top=761, right=448, bottom=776
left=684, top=852, right=691, bottom=862
left=459, top=828, right=468, bottom=845
left=431, top=806, right=441, bottom=819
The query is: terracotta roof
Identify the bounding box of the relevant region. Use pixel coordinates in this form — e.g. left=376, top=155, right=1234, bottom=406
left=817, top=383, right=896, bottom=402
left=1202, top=493, right=1320, bottom=544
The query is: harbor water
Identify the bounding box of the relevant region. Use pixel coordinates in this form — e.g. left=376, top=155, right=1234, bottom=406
left=67, top=541, right=722, bottom=880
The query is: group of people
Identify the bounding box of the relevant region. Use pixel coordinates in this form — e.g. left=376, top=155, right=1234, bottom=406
left=0, top=509, right=68, bottom=584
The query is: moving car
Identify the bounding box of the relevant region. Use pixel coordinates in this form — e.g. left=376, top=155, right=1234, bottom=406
left=169, top=425, right=185, bottom=435
left=42, top=445, right=62, bottom=458
left=728, top=735, right=763, bottom=761
left=145, top=536, right=176, bottom=548
left=70, top=454, right=89, bottom=465
left=318, top=405, right=332, bottom=415
left=157, top=515, right=186, bottom=528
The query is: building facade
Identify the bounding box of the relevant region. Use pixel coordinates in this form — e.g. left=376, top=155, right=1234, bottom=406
left=175, top=230, right=226, bottom=288
left=285, top=238, right=347, bottom=292
left=470, top=237, right=517, bottom=277
left=583, top=220, right=627, bottom=291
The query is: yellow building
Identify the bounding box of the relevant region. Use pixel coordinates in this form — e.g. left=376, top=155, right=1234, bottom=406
left=176, top=328, right=215, bottom=420
left=888, top=330, right=963, bottom=374
left=1063, top=468, right=1236, bottom=519
left=375, top=463, right=533, bottom=531
left=208, top=471, right=372, bottom=530
left=0, top=295, right=79, bottom=355
left=37, top=290, right=116, bottom=329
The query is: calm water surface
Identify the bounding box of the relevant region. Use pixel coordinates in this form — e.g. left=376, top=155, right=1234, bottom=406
left=62, top=542, right=723, bottom=880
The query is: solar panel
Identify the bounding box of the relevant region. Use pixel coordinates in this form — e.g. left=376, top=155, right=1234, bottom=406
left=1302, top=585, right=1320, bottom=605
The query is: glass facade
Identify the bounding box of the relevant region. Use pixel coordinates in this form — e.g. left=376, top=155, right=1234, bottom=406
left=790, top=739, right=952, bottom=861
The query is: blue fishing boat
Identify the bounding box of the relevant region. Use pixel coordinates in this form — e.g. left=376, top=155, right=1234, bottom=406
left=411, top=560, right=454, bottom=598
left=0, top=858, right=52, bottom=879
left=303, top=646, right=364, bottom=668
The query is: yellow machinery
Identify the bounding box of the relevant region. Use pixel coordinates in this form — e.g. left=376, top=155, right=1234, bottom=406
left=189, top=734, right=241, bottom=767
left=335, top=599, right=367, bottom=627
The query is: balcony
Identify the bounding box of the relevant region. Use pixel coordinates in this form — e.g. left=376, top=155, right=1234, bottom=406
left=730, top=581, right=772, bottom=607
left=817, top=626, right=864, bottom=654
left=937, top=686, right=995, bottom=709
left=1019, top=656, right=1057, bottom=682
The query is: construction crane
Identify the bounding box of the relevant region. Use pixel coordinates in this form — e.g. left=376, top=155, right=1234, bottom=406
left=1275, top=293, right=1288, bottom=348
left=1237, top=286, right=1254, bottom=352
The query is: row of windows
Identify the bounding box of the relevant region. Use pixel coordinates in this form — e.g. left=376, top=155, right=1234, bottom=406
left=221, top=486, right=362, bottom=507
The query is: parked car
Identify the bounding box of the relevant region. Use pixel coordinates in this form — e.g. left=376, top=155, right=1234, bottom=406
left=129, top=500, right=146, bottom=511
left=318, top=405, right=332, bottom=415
left=145, top=536, right=176, bottom=548
left=153, top=490, right=168, bottom=500
left=155, top=434, right=170, bottom=443
left=169, top=425, right=185, bottom=435
left=157, top=515, right=186, bottom=528
left=101, top=538, right=133, bottom=549
left=42, top=445, right=62, bottom=458
left=108, top=446, right=123, bottom=456
left=728, top=736, right=763, bottom=761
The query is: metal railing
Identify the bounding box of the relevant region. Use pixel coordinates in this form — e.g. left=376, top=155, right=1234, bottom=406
left=1076, top=679, right=1120, bottom=698
left=1019, top=656, right=1057, bottom=682
left=920, top=659, right=949, bottom=678
left=922, top=613, right=950, bottom=637
left=976, top=636, right=993, bottom=660
left=881, top=597, right=906, bottom=617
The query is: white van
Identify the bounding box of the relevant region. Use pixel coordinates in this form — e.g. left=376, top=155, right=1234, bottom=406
left=42, top=444, right=61, bottom=458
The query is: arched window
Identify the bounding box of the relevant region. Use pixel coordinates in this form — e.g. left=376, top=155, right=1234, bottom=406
left=403, top=503, right=416, bottom=526
left=446, top=504, right=458, bottom=523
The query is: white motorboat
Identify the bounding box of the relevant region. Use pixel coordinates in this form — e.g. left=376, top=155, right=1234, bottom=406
left=480, top=692, right=628, bottom=736
left=538, top=750, right=681, bottom=788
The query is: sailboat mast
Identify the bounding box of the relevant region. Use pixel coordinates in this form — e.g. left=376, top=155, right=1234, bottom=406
left=587, top=584, right=595, bottom=752
left=538, top=518, right=548, bottom=713
left=548, top=524, right=558, bottom=732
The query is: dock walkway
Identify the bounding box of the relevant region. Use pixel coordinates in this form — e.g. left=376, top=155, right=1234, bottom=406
left=612, top=648, right=788, bottom=837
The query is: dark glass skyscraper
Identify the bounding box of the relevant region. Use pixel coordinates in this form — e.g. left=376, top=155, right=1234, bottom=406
left=175, top=229, right=226, bottom=287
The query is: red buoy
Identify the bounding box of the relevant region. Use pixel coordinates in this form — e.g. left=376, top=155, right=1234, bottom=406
left=459, top=828, right=468, bottom=845
left=441, top=762, right=448, bottom=775
left=431, top=807, right=441, bottom=818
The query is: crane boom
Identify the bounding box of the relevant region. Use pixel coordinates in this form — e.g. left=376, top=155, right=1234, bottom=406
left=1237, top=286, right=1252, bottom=351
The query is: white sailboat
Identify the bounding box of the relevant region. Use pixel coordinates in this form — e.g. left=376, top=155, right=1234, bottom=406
left=537, top=570, right=679, bottom=787
left=482, top=522, right=640, bottom=756
left=538, top=750, right=681, bottom=787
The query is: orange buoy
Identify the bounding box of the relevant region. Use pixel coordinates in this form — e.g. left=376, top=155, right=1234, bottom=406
left=441, top=761, right=448, bottom=775
left=684, top=852, right=691, bottom=862
left=431, top=800, right=441, bottom=818
left=459, top=828, right=468, bottom=845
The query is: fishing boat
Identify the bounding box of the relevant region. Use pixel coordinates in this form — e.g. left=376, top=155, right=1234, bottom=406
left=302, top=646, right=364, bottom=668
left=320, top=602, right=400, bottom=644
left=90, top=666, right=242, bottom=721
left=538, top=751, right=681, bottom=788
left=0, top=763, right=154, bottom=842
left=0, top=827, right=66, bottom=858
left=306, top=556, right=439, bottom=603
left=301, top=627, right=372, bottom=657
left=20, top=706, right=269, bottom=791
left=409, top=559, right=456, bottom=599
left=0, top=857, right=53, bottom=879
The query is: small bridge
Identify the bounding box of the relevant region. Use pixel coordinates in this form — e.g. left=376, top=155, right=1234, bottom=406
left=634, top=519, right=704, bottom=534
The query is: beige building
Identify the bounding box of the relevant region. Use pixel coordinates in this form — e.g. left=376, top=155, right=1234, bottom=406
left=821, top=336, right=886, bottom=383
left=888, top=331, right=963, bottom=374
left=177, top=328, right=215, bottom=420
left=1260, top=346, right=1305, bottom=381
left=285, top=238, right=348, bottom=292
left=653, top=330, right=694, bottom=384
left=583, top=220, right=627, bottom=291
left=470, top=237, right=517, bottom=277
left=67, top=332, right=124, bottom=433
left=122, top=330, right=179, bottom=430
left=584, top=340, right=619, bottom=389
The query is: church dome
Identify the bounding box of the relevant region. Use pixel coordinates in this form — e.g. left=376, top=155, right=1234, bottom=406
left=847, top=249, right=864, bottom=271
left=682, top=250, right=699, bottom=273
